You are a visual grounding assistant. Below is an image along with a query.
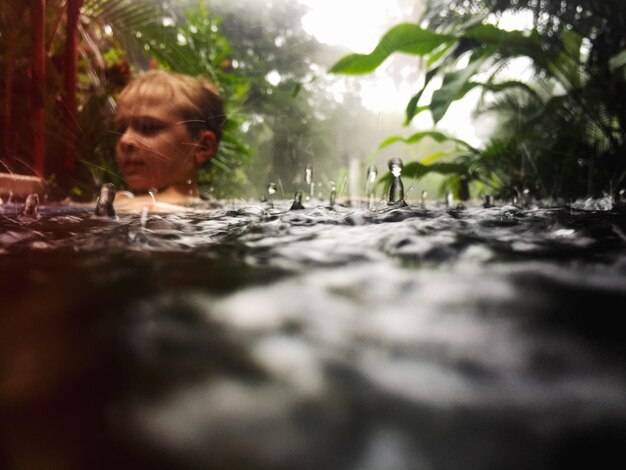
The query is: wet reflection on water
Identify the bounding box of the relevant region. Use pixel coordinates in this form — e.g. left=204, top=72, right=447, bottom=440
left=1, top=200, right=626, bottom=469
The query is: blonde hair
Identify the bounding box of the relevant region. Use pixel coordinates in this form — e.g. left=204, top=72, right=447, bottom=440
left=116, top=70, right=226, bottom=141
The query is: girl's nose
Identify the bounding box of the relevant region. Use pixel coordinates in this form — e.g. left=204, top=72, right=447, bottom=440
left=118, top=128, right=139, bottom=152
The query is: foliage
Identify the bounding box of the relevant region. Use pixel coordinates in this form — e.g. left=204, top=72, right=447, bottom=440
left=0, top=0, right=251, bottom=199
left=331, top=0, right=626, bottom=200
left=206, top=0, right=353, bottom=196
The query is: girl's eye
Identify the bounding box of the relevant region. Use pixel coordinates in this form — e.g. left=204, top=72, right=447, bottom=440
left=114, top=118, right=167, bottom=136
left=137, top=123, right=164, bottom=136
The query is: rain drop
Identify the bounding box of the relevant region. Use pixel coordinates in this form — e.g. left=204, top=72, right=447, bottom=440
left=95, top=183, right=117, bottom=218
left=290, top=191, right=305, bottom=210
left=387, top=157, right=405, bottom=206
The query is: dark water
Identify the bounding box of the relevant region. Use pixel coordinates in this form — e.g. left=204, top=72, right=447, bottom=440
left=1, top=199, right=626, bottom=469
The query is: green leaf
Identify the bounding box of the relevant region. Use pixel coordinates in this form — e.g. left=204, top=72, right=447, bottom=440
left=430, top=55, right=490, bottom=122
left=561, top=28, right=583, bottom=62
left=404, top=102, right=430, bottom=125
left=609, top=49, right=626, bottom=72
left=402, top=160, right=473, bottom=179
left=379, top=130, right=477, bottom=152
left=378, top=158, right=472, bottom=188
left=481, top=80, right=537, bottom=95
left=404, top=66, right=440, bottom=125
left=427, top=42, right=455, bottom=67
left=425, top=45, right=498, bottom=124
left=291, top=82, right=303, bottom=98
left=463, top=23, right=527, bottom=44
left=329, top=23, right=453, bottom=75
left=419, top=151, right=454, bottom=164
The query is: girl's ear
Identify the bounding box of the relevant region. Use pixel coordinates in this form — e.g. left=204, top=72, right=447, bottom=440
left=193, top=130, right=217, bottom=166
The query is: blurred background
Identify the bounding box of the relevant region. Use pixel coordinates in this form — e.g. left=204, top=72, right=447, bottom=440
left=1, top=0, right=624, bottom=201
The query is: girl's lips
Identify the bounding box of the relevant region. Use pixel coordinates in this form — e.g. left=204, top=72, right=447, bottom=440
left=122, top=160, right=146, bottom=173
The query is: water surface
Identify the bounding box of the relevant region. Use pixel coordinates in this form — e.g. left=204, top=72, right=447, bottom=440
left=1, top=199, right=625, bottom=469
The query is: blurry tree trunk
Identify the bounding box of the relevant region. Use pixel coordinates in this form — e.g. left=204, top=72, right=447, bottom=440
left=62, top=0, right=83, bottom=173
left=30, top=0, right=46, bottom=177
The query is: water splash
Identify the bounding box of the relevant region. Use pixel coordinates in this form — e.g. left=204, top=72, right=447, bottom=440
left=366, top=165, right=378, bottom=209
left=18, top=194, right=40, bottom=221
left=3, top=200, right=626, bottom=470
left=305, top=165, right=314, bottom=200
left=329, top=181, right=337, bottom=208
left=266, top=182, right=277, bottom=208
left=290, top=191, right=305, bottom=210
left=140, top=206, right=149, bottom=229
left=387, top=157, right=406, bottom=207
left=95, top=183, right=117, bottom=218
left=148, top=187, right=158, bottom=204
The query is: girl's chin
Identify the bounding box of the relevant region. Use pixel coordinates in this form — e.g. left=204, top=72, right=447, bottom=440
left=124, top=175, right=157, bottom=192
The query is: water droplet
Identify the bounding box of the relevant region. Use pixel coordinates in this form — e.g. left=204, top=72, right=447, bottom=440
left=388, top=157, right=403, bottom=177
left=19, top=194, right=40, bottom=221
left=366, top=165, right=378, bottom=209
left=148, top=187, right=158, bottom=204
left=367, top=165, right=378, bottom=184
left=290, top=191, right=305, bottom=210
left=387, top=157, right=405, bottom=206
left=95, top=183, right=117, bottom=218
left=445, top=192, right=453, bottom=208
left=304, top=165, right=314, bottom=200
left=266, top=182, right=277, bottom=208
left=140, top=206, right=149, bottom=228
left=421, top=190, right=428, bottom=208
left=329, top=181, right=337, bottom=207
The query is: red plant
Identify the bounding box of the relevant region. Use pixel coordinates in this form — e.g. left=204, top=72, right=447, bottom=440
left=2, top=24, right=18, bottom=165
left=30, top=0, right=46, bottom=177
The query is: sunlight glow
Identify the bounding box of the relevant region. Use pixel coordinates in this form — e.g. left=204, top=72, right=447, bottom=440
left=266, top=70, right=282, bottom=86
left=358, top=71, right=415, bottom=113
left=162, top=17, right=175, bottom=27
left=298, top=0, right=405, bottom=53
left=494, top=10, right=534, bottom=31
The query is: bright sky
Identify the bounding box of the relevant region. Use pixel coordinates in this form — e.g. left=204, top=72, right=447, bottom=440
left=298, top=0, right=409, bottom=53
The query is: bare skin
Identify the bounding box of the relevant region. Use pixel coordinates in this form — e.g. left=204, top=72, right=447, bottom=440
left=114, top=101, right=216, bottom=209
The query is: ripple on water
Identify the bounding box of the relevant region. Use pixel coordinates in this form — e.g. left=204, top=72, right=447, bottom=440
left=2, top=200, right=626, bottom=469
left=116, top=257, right=626, bottom=469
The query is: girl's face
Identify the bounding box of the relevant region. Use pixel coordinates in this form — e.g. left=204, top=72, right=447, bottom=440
left=114, top=101, right=198, bottom=192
